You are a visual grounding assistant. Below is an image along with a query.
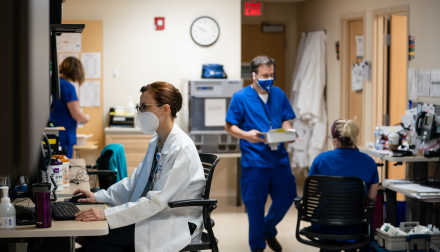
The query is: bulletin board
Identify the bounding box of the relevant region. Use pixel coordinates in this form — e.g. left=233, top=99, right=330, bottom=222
left=59, top=20, right=104, bottom=149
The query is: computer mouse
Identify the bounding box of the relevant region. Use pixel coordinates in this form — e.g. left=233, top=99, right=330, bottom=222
left=69, top=194, right=87, bottom=203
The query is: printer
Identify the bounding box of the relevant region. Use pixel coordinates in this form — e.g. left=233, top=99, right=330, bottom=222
left=108, top=108, right=135, bottom=127
left=188, top=79, right=243, bottom=153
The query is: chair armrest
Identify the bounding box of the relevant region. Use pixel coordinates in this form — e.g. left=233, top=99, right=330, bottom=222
left=87, top=170, right=117, bottom=175
left=294, top=196, right=303, bottom=209
left=168, top=199, right=217, bottom=208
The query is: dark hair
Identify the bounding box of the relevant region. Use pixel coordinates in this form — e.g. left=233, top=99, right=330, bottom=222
left=59, top=57, right=85, bottom=85
left=140, top=81, right=183, bottom=118
left=250, top=55, right=275, bottom=74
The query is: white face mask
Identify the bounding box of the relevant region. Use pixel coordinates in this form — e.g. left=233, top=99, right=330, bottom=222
left=136, top=105, right=165, bottom=135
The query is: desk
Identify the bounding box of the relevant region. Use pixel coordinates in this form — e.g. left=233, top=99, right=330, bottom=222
left=58, top=159, right=90, bottom=197
left=0, top=158, right=106, bottom=252
left=0, top=198, right=108, bottom=252
left=214, top=152, right=242, bottom=206
left=360, top=148, right=438, bottom=162
left=361, top=148, right=440, bottom=226
left=73, top=141, right=98, bottom=158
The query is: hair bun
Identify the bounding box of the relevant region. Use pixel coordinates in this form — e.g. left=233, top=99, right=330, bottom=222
left=174, top=88, right=183, bottom=113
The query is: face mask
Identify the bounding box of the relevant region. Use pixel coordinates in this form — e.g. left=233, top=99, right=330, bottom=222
left=253, top=73, right=273, bottom=92
left=136, top=105, right=165, bottom=135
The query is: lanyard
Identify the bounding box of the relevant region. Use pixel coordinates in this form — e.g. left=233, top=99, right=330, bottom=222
left=258, top=91, right=272, bottom=130
left=140, top=147, right=161, bottom=198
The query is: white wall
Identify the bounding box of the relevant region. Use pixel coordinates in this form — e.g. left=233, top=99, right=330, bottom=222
left=62, top=0, right=241, bottom=128
left=296, top=0, right=440, bottom=147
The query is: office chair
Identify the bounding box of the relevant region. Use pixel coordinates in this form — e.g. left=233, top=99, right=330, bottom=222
left=294, top=175, right=375, bottom=252
left=168, top=153, right=220, bottom=252
left=86, top=150, right=117, bottom=191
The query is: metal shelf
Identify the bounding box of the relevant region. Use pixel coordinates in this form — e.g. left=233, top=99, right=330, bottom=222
left=50, top=24, right=84, bottom=33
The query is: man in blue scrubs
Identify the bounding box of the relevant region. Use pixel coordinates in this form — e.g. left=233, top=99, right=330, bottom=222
left=225, top=55, right=297, bottom=252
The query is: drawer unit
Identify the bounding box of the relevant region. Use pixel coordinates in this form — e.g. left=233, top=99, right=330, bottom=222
left=105, top=132, right=152, bottom=177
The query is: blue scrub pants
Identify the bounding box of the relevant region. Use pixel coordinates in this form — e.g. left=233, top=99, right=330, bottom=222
left=240, top=164, right=297, bottom=251
left=61, top=144, right=74, bottom=159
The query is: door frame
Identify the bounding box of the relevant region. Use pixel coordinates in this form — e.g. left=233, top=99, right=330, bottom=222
left=241, top=20, right=291, bottom=94
left=339, top=12, right=366, bottom=145
left=372, top=5, right=409, bottom=130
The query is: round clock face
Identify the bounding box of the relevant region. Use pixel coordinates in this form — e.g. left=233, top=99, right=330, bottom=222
left=190, top=16, right=220, bottom=46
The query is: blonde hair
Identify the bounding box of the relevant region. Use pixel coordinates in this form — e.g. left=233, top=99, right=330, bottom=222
left=59, top=57, right=85, bottom=85
left=334, top=119, right=359, bottom=146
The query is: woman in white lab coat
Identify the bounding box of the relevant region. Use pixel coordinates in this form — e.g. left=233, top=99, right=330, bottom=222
left=73, top=81, right=206, bottom=252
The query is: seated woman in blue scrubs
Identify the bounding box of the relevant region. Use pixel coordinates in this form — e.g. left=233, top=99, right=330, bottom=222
left=308, top=119, right=379, bottom=252
left=50, top=57, right=90, bottom=158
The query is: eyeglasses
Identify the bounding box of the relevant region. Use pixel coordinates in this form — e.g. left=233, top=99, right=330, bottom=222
left=137, top=103, right=161, bottom=113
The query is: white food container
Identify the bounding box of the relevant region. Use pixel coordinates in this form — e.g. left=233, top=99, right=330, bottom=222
left=258, top=129, right=298, bottom=150
left=76, top=134, right=93, bottom=146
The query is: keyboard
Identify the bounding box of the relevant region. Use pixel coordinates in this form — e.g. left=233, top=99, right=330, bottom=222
left=51, top=202, right=81, bottom=220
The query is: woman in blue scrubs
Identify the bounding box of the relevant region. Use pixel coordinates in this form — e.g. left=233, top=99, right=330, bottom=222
left=308, top=119, right=379, bottom=252
left=50, top=57, right=90, bottom=158
left=225, top=55, right=298, bottom=252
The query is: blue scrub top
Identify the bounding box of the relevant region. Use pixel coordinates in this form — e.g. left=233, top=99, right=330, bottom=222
left=308, top=147, right=379, bottom=235
left=226, top=85, right=296, bottom=168
left=308, top=147, right=379, bottom=192
left=50, top=77, right=78, bottom=146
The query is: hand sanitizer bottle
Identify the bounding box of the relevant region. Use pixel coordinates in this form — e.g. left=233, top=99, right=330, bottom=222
left=126, top=96, right=135, bottom=116
left=0, top=186, right=16, bottom=229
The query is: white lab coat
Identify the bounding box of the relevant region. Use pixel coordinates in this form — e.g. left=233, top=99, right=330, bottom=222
left=94, top=123, right=206, bottom=252
left=288, top=31, right=328, bottom=168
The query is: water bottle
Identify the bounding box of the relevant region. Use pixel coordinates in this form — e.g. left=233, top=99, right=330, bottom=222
left=374, top=124, right=381, bottom=150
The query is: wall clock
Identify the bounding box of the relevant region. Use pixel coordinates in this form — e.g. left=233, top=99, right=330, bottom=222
left=190, top=16, right=220, bottom=46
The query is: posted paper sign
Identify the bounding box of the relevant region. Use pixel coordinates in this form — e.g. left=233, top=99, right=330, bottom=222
left=351, top=64, right=363, bottom=91
left=430, top=69, right=440, bottom=97
left=355, top=36, right=364, bottom=58
left=80, top=81, right=100, bottom=107
left=81, top=52, right=101, bottom=79
left=205, top=99, right=226, bottom=127
left=407, top=68, right=418, bottom=100
left=57, top=33, right=81, bottom=52
left=418, top=69, right=431, bottom=97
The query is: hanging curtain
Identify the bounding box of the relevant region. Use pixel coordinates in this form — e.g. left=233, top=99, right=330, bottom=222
left=288, top=30, right=327, bottom=169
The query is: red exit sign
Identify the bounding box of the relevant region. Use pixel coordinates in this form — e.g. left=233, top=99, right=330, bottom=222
left=244, top=2, right=261, bottom=16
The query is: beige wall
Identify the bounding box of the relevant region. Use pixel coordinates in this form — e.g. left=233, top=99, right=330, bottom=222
left=242, top=2, right=298, bottom=95
left=62, top=0, right=241, bottom=128
left=296, top=0, right=440, bottom=147
left=62, top=0, right=242, bottom=175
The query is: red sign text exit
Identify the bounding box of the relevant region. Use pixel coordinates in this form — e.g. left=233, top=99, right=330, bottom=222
left=244, top=2, right=261, bottom=16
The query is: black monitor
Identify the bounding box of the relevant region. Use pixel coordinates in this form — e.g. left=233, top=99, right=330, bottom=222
left=0, top=0, right=50, bottom=194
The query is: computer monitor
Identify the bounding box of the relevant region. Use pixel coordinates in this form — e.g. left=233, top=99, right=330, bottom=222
left=0, top=0, right=50, bottom=194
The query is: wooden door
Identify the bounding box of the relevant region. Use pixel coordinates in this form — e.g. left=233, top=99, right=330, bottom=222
left=389, top=15, right=408, bottom=126
left=348, top=20, right=364, bottom=146
left=242, top=25, right=286, bottom=93
left=387, top=14, right=408, bottom=185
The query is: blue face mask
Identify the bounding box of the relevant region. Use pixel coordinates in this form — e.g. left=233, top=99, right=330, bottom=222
left=254, top=74, right=273, bottom=92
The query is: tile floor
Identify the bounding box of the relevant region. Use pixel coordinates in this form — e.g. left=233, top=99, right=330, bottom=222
left=211, top=185, right=320, bottom=252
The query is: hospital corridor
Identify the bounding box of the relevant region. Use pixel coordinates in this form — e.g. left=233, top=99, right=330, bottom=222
left=1, top=0, right=440, bottom=252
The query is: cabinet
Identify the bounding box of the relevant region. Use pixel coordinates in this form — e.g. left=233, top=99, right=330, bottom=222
left=105, top=128, right=152, bottom=177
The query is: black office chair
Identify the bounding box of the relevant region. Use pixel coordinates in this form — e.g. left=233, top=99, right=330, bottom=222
left=86, top=150, right=117, bottom=191
left=294, top=175, right=375, bottom=252
left=168, top=153, right=220, bottom=252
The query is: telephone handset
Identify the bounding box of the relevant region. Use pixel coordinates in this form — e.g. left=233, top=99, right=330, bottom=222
left=415, top=112, right=426, bottom=136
